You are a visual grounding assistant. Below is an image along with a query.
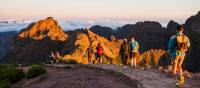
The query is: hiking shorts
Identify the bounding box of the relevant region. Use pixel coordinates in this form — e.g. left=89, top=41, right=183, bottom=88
left=130, top=52, right=139, bottom=58
left=171, top=51, right=185, bottom=57
left=97, top=54, right=103, bottom=59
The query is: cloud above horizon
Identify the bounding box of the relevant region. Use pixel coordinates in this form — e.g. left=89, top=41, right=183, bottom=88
left=0, top=0, right=200, bottom=23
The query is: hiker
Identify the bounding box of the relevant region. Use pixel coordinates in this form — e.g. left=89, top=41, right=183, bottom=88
left=120, top=39, right=129, bottom=65
left=96, top=43, right=104, bottom=63
left=129, top=36, right=140, bottom=67
left=86, top=46, right=94, bottom=64
left=50, top=51, right=61, bottom=63
left=50, top=52, right=56, bottom=64
left=167, top=25, right=190, bottom=76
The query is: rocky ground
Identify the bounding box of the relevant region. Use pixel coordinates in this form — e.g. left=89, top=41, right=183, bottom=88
left=14, top=64, right=200, bottom=88
left=90, top=64, right=175, bottom=88
left=14, top=64, right=138, bottom=88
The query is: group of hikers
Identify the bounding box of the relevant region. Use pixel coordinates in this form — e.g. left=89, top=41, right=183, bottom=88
left=119, top=37, right=139, bottom=67
left=120, top=25, right=190, bottom=77
left=86, top=43, right=104, bottom=64
left=85, top=37, right=140, bottom=66
left=51, top=25, right=190, bottom=83
left=89, top=39, right=140, bottom=66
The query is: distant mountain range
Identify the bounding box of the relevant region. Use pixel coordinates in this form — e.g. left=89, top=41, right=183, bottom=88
left=0, top=31, right=17, bottom=60
left=0, top=19, right=168, bottom=32
left=1, top=11, right=200, bottom=72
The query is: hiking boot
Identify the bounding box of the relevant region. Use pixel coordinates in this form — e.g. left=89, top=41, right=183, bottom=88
left=175, top=82, right=180, bottom=88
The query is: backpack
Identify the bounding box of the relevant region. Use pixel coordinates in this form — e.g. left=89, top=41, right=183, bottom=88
left=87, top=47, right=93, bottom=55
left=123, top=44, right=129, bottom=54
left=130, top=41, right=138, bottom=52
left=175, top=35, right=188, bottom=51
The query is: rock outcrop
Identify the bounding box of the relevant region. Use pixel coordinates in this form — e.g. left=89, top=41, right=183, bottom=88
left=90, top=25, right=116, bottom=40
left=4, top=17, right=122, bottom=64
left=90, top=21, right=170, bottom=52
left=115, top=21, right=167, bottom=51
left=185, top=11, right=200, bottom=72
left=18, top=17, right=67, bottom=41
left=63, top=29, right=122, bottom=64
left=165, top=20, right=179, bottom=39
left=5, top=17, right=68, bottom=64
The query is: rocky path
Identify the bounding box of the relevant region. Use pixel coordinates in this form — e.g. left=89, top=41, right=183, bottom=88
left=14, top=64, right=139, bottom=88
left=89, top=64, right=176, bottom=88
left=90, top=64, right=200, bottom=88
left=14, top=64, right=200, bottom=88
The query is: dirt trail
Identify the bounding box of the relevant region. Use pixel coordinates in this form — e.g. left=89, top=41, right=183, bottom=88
left=90, top=64, right=200, bottom=88
left=14, top=64, right=200, bottom=88
left=90, top=64, right=176, bottom=88
left=14, top=64, right=139, bottom=88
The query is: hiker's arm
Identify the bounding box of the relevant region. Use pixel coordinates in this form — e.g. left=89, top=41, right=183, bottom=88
left=167, top=36, right=175, bottom=53
left=128, top=44, right=130, bottom=53
left=137, top=42, right=139, bottom=49
left=187, top=37, right=190, bottom=48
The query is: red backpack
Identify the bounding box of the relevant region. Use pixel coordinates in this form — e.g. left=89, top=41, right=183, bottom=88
left=97, top=46, right=103, bottom=55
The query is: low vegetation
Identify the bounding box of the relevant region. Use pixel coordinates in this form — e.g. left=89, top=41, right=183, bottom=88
left=0, top=64, right=25, bottom=88
left=64, top=59, right=77, bottom=64
left=26, top=64, right=47, bottom=79
left=0, top=63, right=47, bottom=88
left=0, top=79, right=11, bottom=88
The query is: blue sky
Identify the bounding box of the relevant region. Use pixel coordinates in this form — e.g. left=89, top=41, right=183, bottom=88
left=0, top=0, right=200, bottom=23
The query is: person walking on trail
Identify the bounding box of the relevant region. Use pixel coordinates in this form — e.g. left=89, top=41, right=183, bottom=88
left=129, top=36, right=139, bottom=67
left=96, top=43, right=104, bottom=63
left=86, top=46, right=93, bottom=64
left=120, top=39, right=129, bottom=65
left=167, top=25, right=190, bottom=76
left=50, top=51, right=62, bottom=63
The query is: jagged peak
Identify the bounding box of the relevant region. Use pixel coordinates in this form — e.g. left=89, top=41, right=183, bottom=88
left=167, top=20, right=179, bottom=28
left=196, top=11, right=200, bottom=17
left=46, top=17, right=55, bottom=20
left=17, top=17, right=67, bottom=41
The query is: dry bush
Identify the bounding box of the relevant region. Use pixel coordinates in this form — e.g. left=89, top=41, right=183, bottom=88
left=138, top=49, right=166, bottom=68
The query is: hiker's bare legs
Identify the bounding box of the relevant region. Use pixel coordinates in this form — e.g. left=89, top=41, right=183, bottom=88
left=88, top=57, right=91, bottom=64
left=131, top=58, right=134, bottom=66
left=99, top=57, right=101, bottom=63
left=173, top=55, right=184, bottom=75
left=98, top=55, right=103, bottom=64
left=178, top=56, right=185, bottom=75
left=126, top=55, right=129, bottom=65
left=134, top=57, right=137, bottom=67
left=100, top=56, right=103, bottom=63
left=173, top=56, right=181, bottom=75
left=131, top=57, right=137, bottom=67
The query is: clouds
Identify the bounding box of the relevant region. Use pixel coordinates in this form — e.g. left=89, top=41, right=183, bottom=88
left=0, top=20, right=136, bottom=32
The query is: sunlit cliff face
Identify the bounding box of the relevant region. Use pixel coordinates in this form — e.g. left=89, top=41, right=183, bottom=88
left=18, top=17, right=68, bottom=41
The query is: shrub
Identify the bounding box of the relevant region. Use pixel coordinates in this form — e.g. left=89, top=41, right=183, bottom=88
left=65, top=59, right=77, bottom=64
left=26, top=64, right=46, bottom=79
left=0, top=64, right=25, bottom=83
left=0, top=79, right=12, bottom=88
left=112, top=57, right=122, bottom=65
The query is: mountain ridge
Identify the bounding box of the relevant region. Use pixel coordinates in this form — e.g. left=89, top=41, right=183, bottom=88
left=2, top=11, right=200, bottom=72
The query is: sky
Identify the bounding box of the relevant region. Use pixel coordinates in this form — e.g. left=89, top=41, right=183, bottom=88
left=0, top=0, right=200, bottom=23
